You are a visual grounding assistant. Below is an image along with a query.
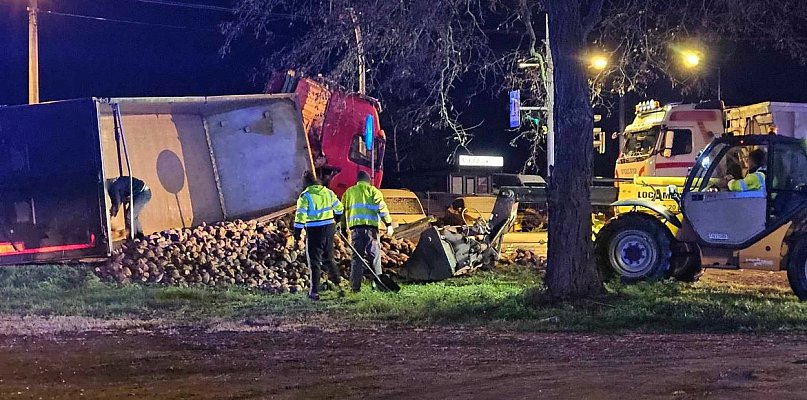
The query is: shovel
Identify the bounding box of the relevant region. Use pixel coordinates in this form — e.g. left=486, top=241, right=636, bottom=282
left=338, top=231, right=400, bottom=293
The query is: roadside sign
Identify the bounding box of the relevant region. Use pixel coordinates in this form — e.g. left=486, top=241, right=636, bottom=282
left=458, top=155, right=504, bottom=167
left=509, top=90, right=520, bottom=128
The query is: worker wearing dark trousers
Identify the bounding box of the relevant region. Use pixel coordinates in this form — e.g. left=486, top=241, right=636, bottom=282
left=303, top=223, right=340, bottom=299
left=108, top=176, right=152, bottom=239
left=293, top=171, right=344, bottom=301
left=341, top=171, right=393, bottom=292
left=348, top=226, right=383, bottom=290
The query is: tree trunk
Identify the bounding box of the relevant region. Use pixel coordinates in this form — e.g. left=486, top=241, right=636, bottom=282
left=544, top=0, right=605, bottom=300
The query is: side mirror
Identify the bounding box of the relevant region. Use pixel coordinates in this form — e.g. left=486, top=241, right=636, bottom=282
left=662, top=130, right=675, bottom=158
left=666, top=185, right=679, bottom=196
left=667, top=184, right=682, bottom=204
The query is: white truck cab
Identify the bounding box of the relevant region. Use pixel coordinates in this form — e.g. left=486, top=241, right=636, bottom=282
left=615, top=100, right=724, bottom=180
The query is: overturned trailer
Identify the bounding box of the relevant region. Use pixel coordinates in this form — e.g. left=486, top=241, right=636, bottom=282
left=0, top=95, right=313, bottom=265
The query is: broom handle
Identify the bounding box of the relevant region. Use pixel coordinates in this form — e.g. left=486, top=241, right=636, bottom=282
left=337, top=231, right=390, bottom=291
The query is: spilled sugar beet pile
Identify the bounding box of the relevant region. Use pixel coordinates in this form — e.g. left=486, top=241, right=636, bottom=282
left=95, top=214, right=416, bottom=294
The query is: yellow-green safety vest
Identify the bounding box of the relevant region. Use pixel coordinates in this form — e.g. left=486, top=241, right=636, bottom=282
left=728, top=168, right=766, bottom=193
left=341, top=181, right=392, bottom=229
left=294, top=185, right=344, bottom=228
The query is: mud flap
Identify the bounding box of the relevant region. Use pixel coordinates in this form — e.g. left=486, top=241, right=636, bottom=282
left=399, top=227, right=456, bottom=282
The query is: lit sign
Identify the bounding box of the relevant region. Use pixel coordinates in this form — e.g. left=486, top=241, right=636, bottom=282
left=364, top=114, right=374, bottom=151
left=509, top=90, right=521, bottom=128
left=458, top=155, right=504, bottom=167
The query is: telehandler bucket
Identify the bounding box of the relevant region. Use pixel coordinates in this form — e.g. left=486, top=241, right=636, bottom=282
left=399, top=192, right=517, bottom=282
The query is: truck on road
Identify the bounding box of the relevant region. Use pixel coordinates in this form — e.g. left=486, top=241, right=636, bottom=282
left=0, top=90, right=385, bottom=265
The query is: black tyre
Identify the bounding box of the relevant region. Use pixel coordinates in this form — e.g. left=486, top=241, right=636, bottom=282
left=595, top=213, right=673, bottom=283
left=785, top=235, right=807, bottom=300
left=670, top=251, right=703, bottom=283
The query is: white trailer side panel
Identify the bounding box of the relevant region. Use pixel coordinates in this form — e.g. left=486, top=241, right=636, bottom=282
left=205, top=100, right=311, bottom=219
left=97, top=95, right=311, bottom=236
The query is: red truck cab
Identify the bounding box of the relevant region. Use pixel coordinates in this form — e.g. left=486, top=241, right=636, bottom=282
left=268, top=71, right=384, bottom=196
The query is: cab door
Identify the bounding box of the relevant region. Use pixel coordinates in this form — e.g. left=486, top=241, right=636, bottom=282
left=681, top=142, right=768, bottom=247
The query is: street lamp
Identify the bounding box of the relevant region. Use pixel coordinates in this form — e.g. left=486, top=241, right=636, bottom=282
left=589, top=54, right=608, bottom=71
left=678, top=48, right=721, bottom=101
left=681, top=50, right=702, bottom=69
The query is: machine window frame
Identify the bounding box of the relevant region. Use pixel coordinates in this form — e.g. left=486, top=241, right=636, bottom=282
left=348, top=134, right=385, bottom=171
left=667, top=129, right=693, bottom=156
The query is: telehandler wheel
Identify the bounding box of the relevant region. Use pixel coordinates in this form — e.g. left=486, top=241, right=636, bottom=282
left=595, top=214, right=672, bottom=283
left=670, top=252, right=703, bottom=283
left=785, top=236, right=807, bottom=301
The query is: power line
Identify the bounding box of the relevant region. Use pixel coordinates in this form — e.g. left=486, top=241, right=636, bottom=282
left=125, top=0, right=299, bottom=19
left=131, top=0, right=233, bottom=13
left=41, top=10, right=219, bottom=32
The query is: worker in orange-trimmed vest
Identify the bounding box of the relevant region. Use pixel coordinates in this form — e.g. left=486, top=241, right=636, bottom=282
left=340, top=171, right=393, bottom=292
left=726, top=148, right=767, bottom=193
left=293, top=171, right=344, bottom=301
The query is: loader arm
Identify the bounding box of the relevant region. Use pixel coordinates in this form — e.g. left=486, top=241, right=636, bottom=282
left=611, top=199, right=681, bottom=228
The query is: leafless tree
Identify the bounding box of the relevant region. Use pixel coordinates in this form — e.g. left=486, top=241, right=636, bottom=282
left=591, top=0, right=807, bottom=100
left=225, top=0, right=807, bottom=300
left=539, top=0, right=606, bottom=300
left=222, top=0, right=505, bottom=160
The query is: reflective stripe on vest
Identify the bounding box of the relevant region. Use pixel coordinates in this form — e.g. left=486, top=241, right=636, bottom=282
left=729, top=170, right=766, bottom=193
left=342, top=182, right=392, bottom=228
left=294, top=186, right=343, bottom=228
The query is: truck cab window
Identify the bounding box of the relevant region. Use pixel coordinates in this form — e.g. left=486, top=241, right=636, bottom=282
left=622, top=127, right=660, bottom=159
left=668, top=129, right=693, bottom=156
left=349, top=135, right=384, bottom=170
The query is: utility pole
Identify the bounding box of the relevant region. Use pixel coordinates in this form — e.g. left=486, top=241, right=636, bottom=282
left=347, top=8, right=366, bottom=96
left=544, top=13, right=554, bottom=178
left=618, top=90, right=625, bottom=133
left=28, top=0, right=40, bottom=104
left=717, top=66, right=722, bottom=103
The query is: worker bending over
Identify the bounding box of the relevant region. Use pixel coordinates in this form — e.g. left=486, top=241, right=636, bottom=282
left=293, top=171, right=344, bottom=301
left=108, top=176, right=152, bottom=239
left=341, top=171, right=393, bottom=292
left=726, top=148, right=767, bottom=193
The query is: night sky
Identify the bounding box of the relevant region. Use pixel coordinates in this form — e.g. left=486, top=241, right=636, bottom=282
left=3, top=0, right=807, bottom=177
left=0, top=0, right=259, bottom=103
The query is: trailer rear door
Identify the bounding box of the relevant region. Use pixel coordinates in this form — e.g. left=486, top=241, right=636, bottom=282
left=0, top=99, right=110, bottom=264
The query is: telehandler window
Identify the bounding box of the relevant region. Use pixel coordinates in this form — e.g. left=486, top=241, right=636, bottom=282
left=687, top=143, right=769, bottom=193
left=768, top=142, right=807, bottom=218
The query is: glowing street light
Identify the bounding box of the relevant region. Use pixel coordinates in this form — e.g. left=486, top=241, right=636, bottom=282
left=678, top=48, right=721, bottom=101
left=589, top=54, right=609, bottom=71
left=681, top=50, right=702, bottom=69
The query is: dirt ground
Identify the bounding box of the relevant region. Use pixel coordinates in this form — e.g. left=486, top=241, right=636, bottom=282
left=702, top=268, right=791, bottom=289
left=1, top=269, right=805, bottom=400
left=1, top=324, right=807, bottom=400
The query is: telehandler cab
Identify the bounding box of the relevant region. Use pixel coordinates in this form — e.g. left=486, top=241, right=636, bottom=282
left=595, top=134, right=807, bottom=299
